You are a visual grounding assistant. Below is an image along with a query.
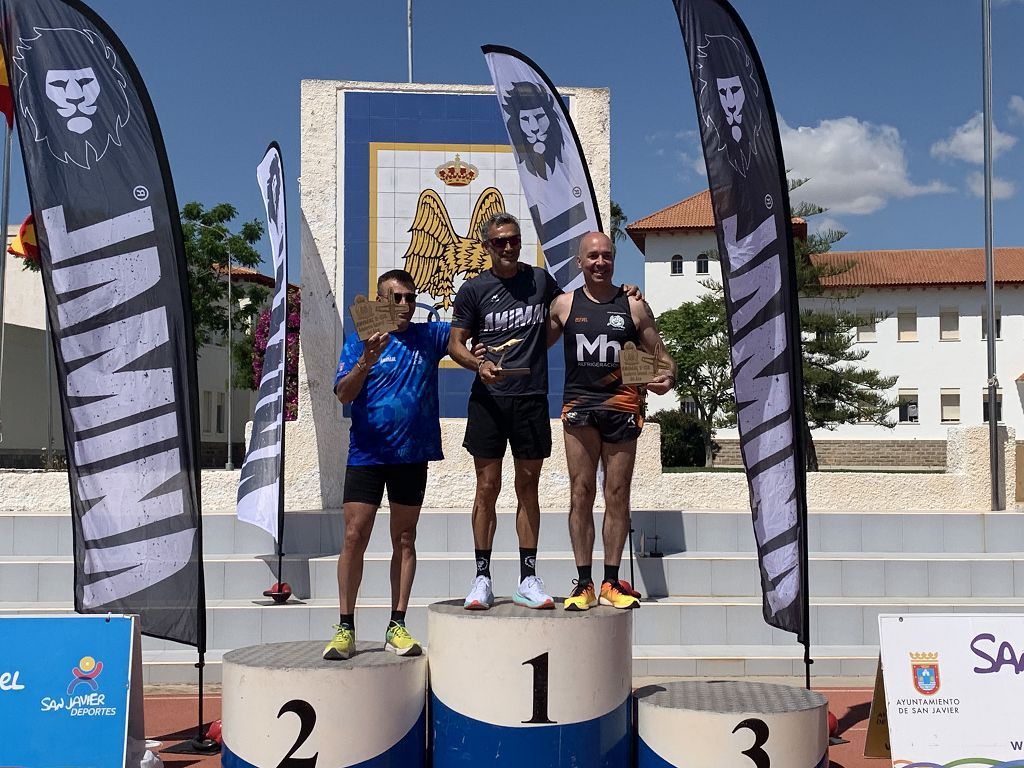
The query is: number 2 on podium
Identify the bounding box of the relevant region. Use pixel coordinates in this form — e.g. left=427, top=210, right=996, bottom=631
left=522, top=652, right=556, bottom=724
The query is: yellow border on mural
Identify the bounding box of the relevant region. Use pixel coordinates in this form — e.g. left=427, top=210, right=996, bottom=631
left=368, top=141, right=547, bottom=370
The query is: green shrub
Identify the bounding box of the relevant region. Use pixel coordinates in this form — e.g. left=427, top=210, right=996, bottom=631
left=647, top=408, right=717, bottom=467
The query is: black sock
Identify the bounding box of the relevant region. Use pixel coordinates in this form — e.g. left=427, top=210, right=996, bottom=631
left=604, top=564, right=620, bottom=585
left=520, top=548, right=537, bottom=581
left=390, top=610, right=406, bottom=626
left=339, top=613, right=355, bottom=631
left=577, top=565, right=592, bottom=585
left=475, top=549, right=492, bottom=578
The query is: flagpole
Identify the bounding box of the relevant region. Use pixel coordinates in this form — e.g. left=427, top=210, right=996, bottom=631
left=225, top=258, right=234, bottom=471
left=0, top=127, right=12, bottom=443
left=982, top=0, right=1001, bottom=510
left=407, top=0, right=414, bottom=83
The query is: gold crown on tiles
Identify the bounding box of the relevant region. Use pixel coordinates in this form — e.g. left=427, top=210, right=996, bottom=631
left=910, top=652, right=939, bottom=662
left=435, top=154, right=478, bottom=187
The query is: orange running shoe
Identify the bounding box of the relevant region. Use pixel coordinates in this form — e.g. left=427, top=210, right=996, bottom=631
left=563, top=579, right=598, bottom=611
left=600, top=580, right=640, bottom=609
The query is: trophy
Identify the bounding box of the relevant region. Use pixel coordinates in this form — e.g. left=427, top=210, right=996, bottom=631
left=484, top=338, right=530, bottom=378
left=620, top=341, right=672, bottom=385
left=349, top=293, right=401, bottom=340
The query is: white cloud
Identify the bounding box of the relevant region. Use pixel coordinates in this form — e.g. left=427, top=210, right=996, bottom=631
left=966, top=171, right=1016, bottom=200
left=779, top=116, right=950, bottom=215
left=930, top=113, right=1017, bottom=164
left=1010, top=95, right=1024, bottom=123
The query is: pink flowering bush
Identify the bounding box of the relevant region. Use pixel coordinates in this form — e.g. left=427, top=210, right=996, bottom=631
left=252, top=287, right=300, bottom=420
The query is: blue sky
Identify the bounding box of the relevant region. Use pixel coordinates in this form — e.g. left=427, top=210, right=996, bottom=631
left=5, top=0, right=1024, bottom=291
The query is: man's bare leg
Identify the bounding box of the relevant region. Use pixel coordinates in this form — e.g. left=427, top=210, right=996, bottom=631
left=389, top=502, right=421, bottom=613
left=337, top=501, right=378, bottom=615
left=512, top=458, right=543, bottom=548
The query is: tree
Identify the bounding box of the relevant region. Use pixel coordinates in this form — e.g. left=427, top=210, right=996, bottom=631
left=657, top=285, right=733, bottom=466
left=180, top=202, right=269, bottom=373
left=658, top=184, right=896, bottom=471
left=610, top=200, right=628, bottom=244
left=790, top=188, right=897, bottom=469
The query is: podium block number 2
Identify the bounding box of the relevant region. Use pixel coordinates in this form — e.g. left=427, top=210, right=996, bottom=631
left=522, top=652, right=556, bottom=724
left=732, top=718, right=770, bottom=767
left=276, top=699, right=319, bottom=768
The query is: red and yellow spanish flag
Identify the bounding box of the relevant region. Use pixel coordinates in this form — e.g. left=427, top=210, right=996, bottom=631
left=0, top=43, right=12, bottom=129
left=8, top=214, right=38, bottom=267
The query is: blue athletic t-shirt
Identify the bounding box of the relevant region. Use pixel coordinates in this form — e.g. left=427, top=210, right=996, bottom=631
left=335, top=322, right=451, bottom=466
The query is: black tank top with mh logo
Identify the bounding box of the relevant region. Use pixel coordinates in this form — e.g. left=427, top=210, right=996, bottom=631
left=561, top=288, right=640, bottom=414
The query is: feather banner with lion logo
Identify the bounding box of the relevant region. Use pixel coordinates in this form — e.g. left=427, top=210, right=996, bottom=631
left=0, top=0, right=204, bottom=648
left=676, top=0, right=808, bottom=641
left=483, top=45, right=601, bottom=291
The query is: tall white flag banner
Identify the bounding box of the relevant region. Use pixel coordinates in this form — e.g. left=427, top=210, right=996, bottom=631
left=483, top=45, right=601, bottom=291
left=237, top=143, right=287, bottom=539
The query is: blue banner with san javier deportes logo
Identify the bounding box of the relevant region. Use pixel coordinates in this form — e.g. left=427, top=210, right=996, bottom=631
left=0, top=615, right=135, bottom=768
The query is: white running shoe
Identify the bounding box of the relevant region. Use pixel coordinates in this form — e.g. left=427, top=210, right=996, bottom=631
left=464, top=575, right=494, bottom=610
left=513, top=574, right=555, bottom=609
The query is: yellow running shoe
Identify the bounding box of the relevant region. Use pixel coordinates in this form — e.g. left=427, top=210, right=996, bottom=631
left=385, top=622, right=422, bottom=657
left=600, top=580, right=640, bottom=609
left=323, top=624, right=355, bottom=660
left=563, top=579, right=598, bottom=611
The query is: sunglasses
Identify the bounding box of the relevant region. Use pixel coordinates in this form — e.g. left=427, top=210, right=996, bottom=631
left=487, top=235, right=522, bottom=250
left=383, top=291, right=417, bottom=304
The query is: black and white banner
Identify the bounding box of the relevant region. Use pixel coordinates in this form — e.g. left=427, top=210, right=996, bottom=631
left=237, top=143, right=287, bottom=540
left=483, top=45, right=601, bottom=291
left=676, top=0, right=808, bottom=638
left=1, top=0, right=204, bottom=647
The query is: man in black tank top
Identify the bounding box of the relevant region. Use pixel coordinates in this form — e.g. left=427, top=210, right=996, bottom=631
left=548, top=232, right=676, bottom=611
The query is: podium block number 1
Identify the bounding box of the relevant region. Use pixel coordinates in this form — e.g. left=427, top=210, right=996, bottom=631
left=521, top=652, right=556, bottom=724
left=276, top=699, right=319, bottom=768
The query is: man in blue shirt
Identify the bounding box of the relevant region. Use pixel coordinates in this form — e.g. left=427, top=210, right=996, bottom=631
left=324, top=269, right=451, bottom=660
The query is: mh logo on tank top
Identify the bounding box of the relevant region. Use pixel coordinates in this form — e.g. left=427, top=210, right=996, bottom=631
left=575, top=334, right=620, bottom=364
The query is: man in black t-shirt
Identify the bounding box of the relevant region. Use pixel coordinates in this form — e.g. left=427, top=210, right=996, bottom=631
left=449, top=212, right=558, bottom=611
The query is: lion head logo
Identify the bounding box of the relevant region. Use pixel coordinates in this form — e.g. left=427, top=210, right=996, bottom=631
left=695, top=34, right=762, bottom=178
left=500, top=81, right=564, bottom=181
left=13, top=27, right=131, bottom=170
left=265, top=153, right=282, bottom=228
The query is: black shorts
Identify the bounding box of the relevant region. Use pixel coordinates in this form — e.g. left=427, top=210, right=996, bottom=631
left=561, top=408, right=643, bottom=444
left=464, top=393, right=552, bottom=460
left=343, top=462, right=429, bottom=506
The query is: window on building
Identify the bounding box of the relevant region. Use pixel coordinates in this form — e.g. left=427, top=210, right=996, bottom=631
left=696, top=253, right=710, bottom=275
left=856, top=312, right=876, bottom=343
left=897, top=310, right=918, bottom=342
left=939, top=309, right=960, bottom=341
left=670, top=254, right=683, bottom=276
left=983, top=389, right=1003, bottom=423
left=940, top=389, right=960, bottom=424
left=202, top=391, right=213, bottom=433
left=681, top=398, right=698, bottom=416
left=981, top=307, right=1002, bottom=340
left=898, top=389, right=919, bottom=423
left=216, top=392, right=226, bottom=434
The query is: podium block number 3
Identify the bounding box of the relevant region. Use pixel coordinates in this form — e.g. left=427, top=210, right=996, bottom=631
left=276, top=699, right=319, bottom=768
left=732, top=718, right=770, bottom=767
left=522, top=652, right=556, bottom=724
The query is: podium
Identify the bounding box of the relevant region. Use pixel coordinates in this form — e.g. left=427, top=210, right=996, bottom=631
left=635, top=680, right=828, bottom=768
left=221, top=640, right=426, bottom=767
left=428, top=599, right=632, bottom=768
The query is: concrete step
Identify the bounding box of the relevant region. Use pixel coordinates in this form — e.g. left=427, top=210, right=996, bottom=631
left=4, top=595, right=1016, bottom=659
left=7, top=508, right=1024, bottom=556
left=7, top=549, right=1024, bottom=604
